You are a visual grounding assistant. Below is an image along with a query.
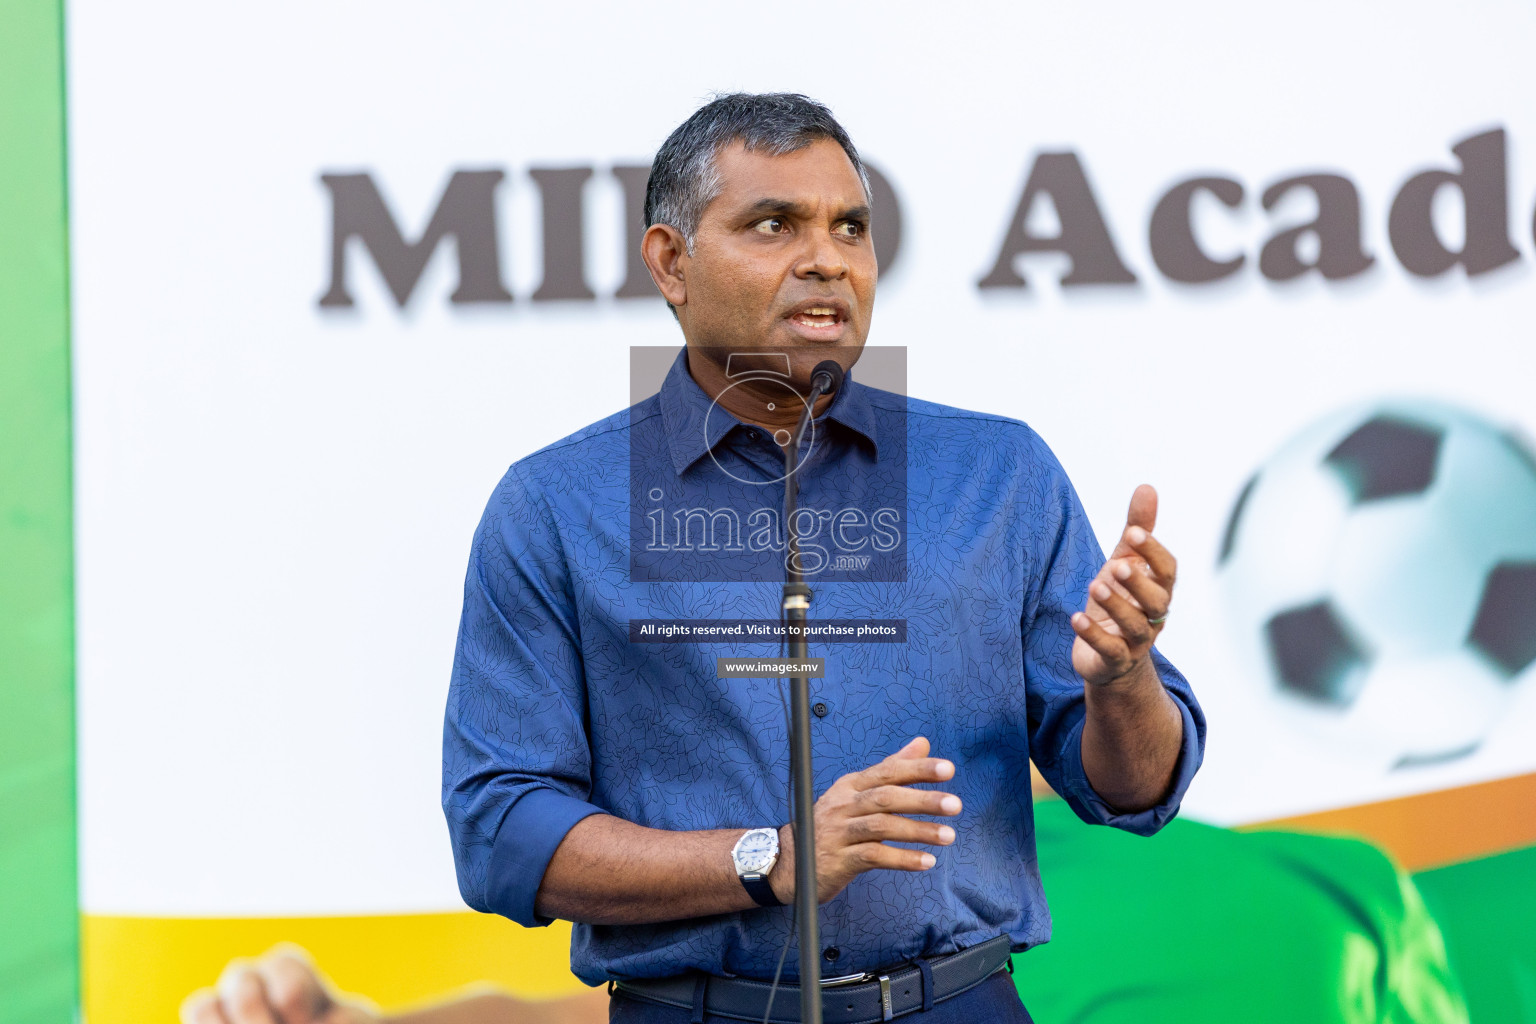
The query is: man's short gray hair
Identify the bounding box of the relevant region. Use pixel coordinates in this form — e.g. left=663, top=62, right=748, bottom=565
left=644, top=93, right=871, bottom=254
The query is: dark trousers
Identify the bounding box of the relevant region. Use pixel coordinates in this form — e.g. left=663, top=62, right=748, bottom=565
left=610, top=972, right=1034, bottom=1024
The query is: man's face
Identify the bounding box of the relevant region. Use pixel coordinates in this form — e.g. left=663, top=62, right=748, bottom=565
left=673, top=138, right=877, bottom=382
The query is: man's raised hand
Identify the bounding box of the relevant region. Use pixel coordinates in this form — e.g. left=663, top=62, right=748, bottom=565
left=1070, top=484, right=1179, bottom=687
left=768, top=736, right=961, bottom=905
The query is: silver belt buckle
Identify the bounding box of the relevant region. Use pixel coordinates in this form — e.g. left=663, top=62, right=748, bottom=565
left=819, top=970, right=873, bottom=987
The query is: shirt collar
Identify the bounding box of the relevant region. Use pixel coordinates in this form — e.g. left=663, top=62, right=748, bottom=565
left=658, top=348, right=880, bottom=477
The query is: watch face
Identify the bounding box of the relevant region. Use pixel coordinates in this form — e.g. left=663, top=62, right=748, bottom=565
left=734, top=828, right=778, bottom=875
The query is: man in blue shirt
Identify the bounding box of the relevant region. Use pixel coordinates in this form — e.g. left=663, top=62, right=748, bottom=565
left=443, top=93, right=1205, bottom=1024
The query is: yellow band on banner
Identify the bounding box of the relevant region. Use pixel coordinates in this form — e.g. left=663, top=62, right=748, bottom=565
left=82, top=911, right=588, bottom=1024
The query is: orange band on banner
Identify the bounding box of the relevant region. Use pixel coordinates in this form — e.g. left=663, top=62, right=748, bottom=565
left=82, top=910, right=587, bottom=1024
left=1243, top=771, right=1536, bottom=871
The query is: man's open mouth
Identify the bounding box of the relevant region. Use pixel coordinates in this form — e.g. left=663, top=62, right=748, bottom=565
left=785, top=300, right=850, bottom=332
left=793, top=307, right=841, bottom=326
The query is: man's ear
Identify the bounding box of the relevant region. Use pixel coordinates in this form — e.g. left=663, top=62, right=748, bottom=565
left=641, top=223, right=689, bottom=308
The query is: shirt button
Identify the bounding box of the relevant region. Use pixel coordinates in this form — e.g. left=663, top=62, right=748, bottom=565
left=745, top=429, right=760, bottom=441
left=812, top=702, right=829, bottom=718
left=823, top=946, right=841, bottom=962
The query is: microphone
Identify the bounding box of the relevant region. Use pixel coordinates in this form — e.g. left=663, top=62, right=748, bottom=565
left=787, top=361, right=843, bottom=479
left=778, top=359, right=844, bottom=1020
left=780, top=366, right=841, bottom=1019
left=784, top=359, right=845, bottom=580
left=810, top=359, right=844, bottom=398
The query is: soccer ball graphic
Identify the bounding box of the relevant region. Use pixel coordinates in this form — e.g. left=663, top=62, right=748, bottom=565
left=1218, top=400, right=1536, bottom=769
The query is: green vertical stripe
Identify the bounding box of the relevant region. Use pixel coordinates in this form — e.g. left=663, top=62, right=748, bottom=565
left=1415, top=846, right=1536, bottom=1024
left=0, top=0, right=77, bottom=1021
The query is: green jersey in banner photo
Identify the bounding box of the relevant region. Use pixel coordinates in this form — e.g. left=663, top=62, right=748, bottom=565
left=1013, top=801, right=1467, bottom=1024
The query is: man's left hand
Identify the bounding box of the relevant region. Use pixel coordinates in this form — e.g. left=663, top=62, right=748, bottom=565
left=1070, top=484, right=1178, bottom=687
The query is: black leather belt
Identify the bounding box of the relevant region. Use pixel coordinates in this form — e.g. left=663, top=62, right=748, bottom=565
left=613, top=935, right=1014, bottom=1024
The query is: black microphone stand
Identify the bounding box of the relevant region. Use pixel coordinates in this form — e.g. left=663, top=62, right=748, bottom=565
left=781, top=364, right=839, bottom=1024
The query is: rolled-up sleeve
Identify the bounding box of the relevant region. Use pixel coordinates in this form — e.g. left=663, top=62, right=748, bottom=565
left=442, top=463, right=604, bottom=927
left=1018, top=433, right=1206, bottom=836
left=1047, top=650, right=1203, bottom=835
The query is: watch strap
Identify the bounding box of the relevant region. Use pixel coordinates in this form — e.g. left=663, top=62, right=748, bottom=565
left=739, top=872, right=782, bottom=908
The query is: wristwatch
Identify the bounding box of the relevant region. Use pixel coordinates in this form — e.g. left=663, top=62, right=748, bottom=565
left=732, top=827, right=783, bottom=907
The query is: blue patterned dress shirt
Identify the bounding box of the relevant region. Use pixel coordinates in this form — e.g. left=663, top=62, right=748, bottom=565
left=442, top=348, right=1205, bottom=985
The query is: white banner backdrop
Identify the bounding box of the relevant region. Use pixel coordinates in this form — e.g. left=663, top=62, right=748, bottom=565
left=69, top=0, right=1536, bottom=917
